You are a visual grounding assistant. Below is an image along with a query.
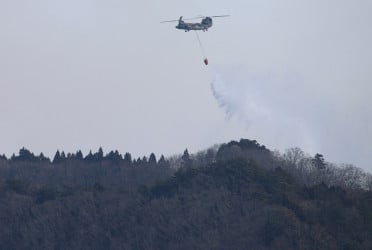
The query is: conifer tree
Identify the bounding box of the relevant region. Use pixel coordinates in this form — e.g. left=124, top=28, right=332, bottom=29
left=18, top=147, right=35, bottom=161
left=181, top=149, right=190, bottom=162
left=158, top=154, right=169, bottom=168
left=85, top=150, right=94, bottom=162
left=76, top=150, right=83, bottom=160
left=312, top=153, right=326, bottom=170
left=38, top=152, right=49, bottom=162
left=149, top=153, right=157, bottom=165
left=124, top=152, right=132, bottom=164
left=60, top=151, right=66, bottom=161
left=97, top=147, right=104, bottom=161
left=158, top=155, right=166, bottom=164
left=181, top=149, right=192, bottom=167
left=53, top=150, right=61, bottom=164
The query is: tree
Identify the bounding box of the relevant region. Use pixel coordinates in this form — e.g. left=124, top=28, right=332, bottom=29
left=38, top=152, right=50, bottom=162
left=312, top=153, right=326, bottom=170
left=337, top=164, right=364, bottom=189
left=76, top=150, right=83, bottom=160
left=97, top=147, right=104, bottom=161
left=205, top=148, right=216, bottom=164
left=106, top=150, right=122, bottom=163
left=124, top=152, right=132, bottom=164
left=53, top=150, right=61, bottom=164
left=60, top=151, right=66, bottom=161
left=181, top=149, right=192, bottom=167
left=149, top=153, right=157, bottom=165
left=17, top=147, right=36, bottom=161
left=181, top=149, right=190, bottom=161
left=158, top=155, right=169, bottom=167
left=84, top=150, right=94, bottom=162
left=135, top=157, right=142, bottom=165
left=283, top=147, right=305, bottom=166
left=366, top=174, right=372, bottom=191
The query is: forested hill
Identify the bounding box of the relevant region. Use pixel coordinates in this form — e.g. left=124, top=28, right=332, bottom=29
left=0, top=139, right=372, bottom=249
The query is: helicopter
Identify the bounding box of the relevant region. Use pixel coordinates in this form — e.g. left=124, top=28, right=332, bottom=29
left=161, top=15, right=229, bottom=32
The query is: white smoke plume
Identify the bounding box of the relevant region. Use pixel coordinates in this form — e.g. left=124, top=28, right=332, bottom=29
left=210, top=66, right=372, bottom=170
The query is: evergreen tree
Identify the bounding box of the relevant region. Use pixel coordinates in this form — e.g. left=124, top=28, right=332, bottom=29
left=84, top=150, right=94, bottom=162
left=136, top=157, right=142, bottom=165
left=114, top=150, right=122, bottom=160
left=181, top=149, right=190, bottom=162
left=181, top=149, right=192, bottom=167
left=75, top=150, right=83, bottom=160
left=18, top=147, right=35, bottom=161
left=60, top=151, right=66, bottom=161
left=158, top=154, right=169, bottom=168
left=124, top=152, right=132, bottom=164
left=96, top=147, right=104, bottom=161
left=53, top=150, right=61, bottom=164
left=38, top=152, right=50, bottom=162
left=106, top=150, right=122, bottom=163
left=149, top=153, right=157, bottom=165
left=312, top=153, right=326, bottom=170
left=158, top=155, right=166, bottom=164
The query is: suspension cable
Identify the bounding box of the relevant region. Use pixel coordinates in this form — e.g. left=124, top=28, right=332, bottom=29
left=194, top=31, right=207, bottom=60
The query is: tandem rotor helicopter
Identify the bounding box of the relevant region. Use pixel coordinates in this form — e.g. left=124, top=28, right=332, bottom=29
left=161, top=15, right=230, bottom=32
left=161, top=15, right=230, bottom=65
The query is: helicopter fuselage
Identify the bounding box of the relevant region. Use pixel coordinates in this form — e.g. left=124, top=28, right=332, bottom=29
left=176, top=17, right=213, bottom=32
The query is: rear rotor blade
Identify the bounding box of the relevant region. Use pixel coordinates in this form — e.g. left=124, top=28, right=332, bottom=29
left=160, top=15, right=229, bottom=23
left=161, top=16, right=204, bottom=23
left=160, top=19, right=179, bottom=23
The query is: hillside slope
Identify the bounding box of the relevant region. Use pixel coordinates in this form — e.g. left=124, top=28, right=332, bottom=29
left=0, top=140, right=371, bottom=249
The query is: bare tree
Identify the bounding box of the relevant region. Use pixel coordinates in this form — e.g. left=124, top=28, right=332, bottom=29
left=283, top=147, right=305, bottom=167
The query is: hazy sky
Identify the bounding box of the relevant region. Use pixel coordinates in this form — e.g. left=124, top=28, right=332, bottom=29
left=1, top=0, right=371, bottom=170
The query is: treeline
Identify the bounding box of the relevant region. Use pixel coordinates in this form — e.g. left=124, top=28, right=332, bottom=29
left=0, top=140, right=371, bottom=192
left=0, top=147, right=167, bottom=166
left=0, top=139, right=372, bottom=249
left=279, top=147, right=372, bottom=191
left=0, top=147, right=174, bottom=192
left=205, top=139, right=372, bottom=191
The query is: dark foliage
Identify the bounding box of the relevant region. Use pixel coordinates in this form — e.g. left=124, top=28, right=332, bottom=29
left=0, top=140, right=371, bottom=249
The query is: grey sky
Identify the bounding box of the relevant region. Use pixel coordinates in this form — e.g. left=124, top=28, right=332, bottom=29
left=1, top=1, right=371, bottom=170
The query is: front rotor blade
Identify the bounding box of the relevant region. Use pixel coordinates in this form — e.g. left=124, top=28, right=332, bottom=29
left=182, top=17, right=203, bottom=21
left=211, top=15, right=230, bottom=18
